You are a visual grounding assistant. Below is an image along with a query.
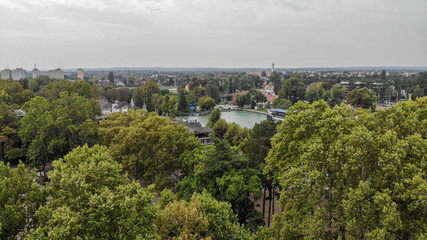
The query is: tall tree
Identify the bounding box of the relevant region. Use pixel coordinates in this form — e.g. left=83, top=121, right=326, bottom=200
left=175, top=139, right=263, bottom=231
left=347, top=87, right=377, bottom=110
left=28, top=145, right=159, bottom=240
left=206, top=81, right=220, bottom=102
left=19, top=92, right=100, bottom=170
left=198, top=96, right=216, bottom=111
left=0, top=79, right=35, bottom=106
left=178, top=89, right=188, bottom=112
left=305, top=82, right=327, bottom=103
left=242, top=119, right=278, bottom=226
left=329, top=83, right=344, bottom=106
left=99, top=109, right=200, bottom=189
left=257, top=98, right=427, bottom=239
left=37, top=80, right=95, bottom=101
left=270, top=72, right=282, bottom=95
left=271, top=98, right=292, bottom=110
left=133, top=79, right=161, bottom=111
left=223, top=123, right=249, bottom=146
left=278, top=76, right=305, bottom=104
left=0, top=162, right=45, bottom=239
left=380, top=69, right=387, bottom=80
left=211, top=119, right=229, bottom=139
left=207, top=108, right=221, bottom=128
left=158, top=190, right=251, bottom=240
left=108, top=71, right=114, bottom=83
left=157, top=197, right=210, bottom=240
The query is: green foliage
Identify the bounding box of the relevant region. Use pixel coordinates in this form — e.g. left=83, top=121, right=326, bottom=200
left=413, top=84, right=424, bottom=99
left=19, top=92, right=101, bottom=168
left=108, top=71, right=114, bottom=83
left=305, top=82, right=328, bottom=103
left=0, top=79, right=35, bottom=107
left=28, top=76, right=51, bottom=93
left=133, top=79, right=161, bottom=111
left=329, top=83, right=344, bottom=106
left=198, top=96, right=216, bottom=111
left=253, top=91, right=267, bottom=103
left=261, top=98, right=427, bottom=239
left=175, top=139, right=263, bottom=231
left=271, top=98, right=292, bottom=110
left=37, top=80, right=95, bottom=101
left=348, top=87, right=377, bottom=110
left=206, top=81, right=220, bottom=102
left=177, top=89, right=188, bottom=112
left=197, top=191, right=252, bottom=240
left=211, top=119, right=229, bottom=139
left=158, top=196, right=211, bottom=240
left=416, top=71, right=427, bottom=96
left=236, top=94, right=251, bottom=108
left=158, top=189, right=176, bottom=209
left=112, top=88, right=131, bottom=103
left=270, top=72, right=282, bottom=95
left=207, top=108, right=221, bottom=128
left=0, top=162, right=46, bottom=239
left=224, top=123, right=250, bottom=146
left=242, top=119, right=278, bottom=169
left=99, top=109, right=200, bottom=189
left=0, top=102, right=25, bottom=161
left=28, top=145, right=159, bottom=240
left=279, top=76, right=306, bottom=104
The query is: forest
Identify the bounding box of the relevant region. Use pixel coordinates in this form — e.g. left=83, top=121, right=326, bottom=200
left=0, top=74, right=426, bottom=239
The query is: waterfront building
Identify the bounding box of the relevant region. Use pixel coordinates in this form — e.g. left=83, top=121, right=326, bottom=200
left=1, top=69, right=11, bottom=79
left=11, top=68, right=26, bottom=80
left=178, top=120, right=212, bottom=145
left=76, top=68, right=84, bottom=80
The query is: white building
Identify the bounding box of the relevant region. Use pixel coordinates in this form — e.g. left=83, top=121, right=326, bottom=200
left=45, top=68, right=64, bottom=79
left=1, top=69, right=11, bottom=79
left=32, top=66, right=40, bottom=79
left=76, top=68, right=84, bottom=80
left=11, top=68, right=26, bottom=81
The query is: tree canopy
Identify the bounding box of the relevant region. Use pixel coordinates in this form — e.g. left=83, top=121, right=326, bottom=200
left=348, top=87, right=377, bottom=110
left=19, top=92, right=100, bottom=169
left=99, top=109, right=200, bottom=189
left=133, top=79, right=161, bottom=111
left=258, top=98, right=427, bottom=239
left=198, top=96, right=216, bottom=111
left=28, top=145, right=159, bottom=240
left=279, top=76, right=306, bottom=104
left=176, top=139, right=263, bottom=231
left=0, top=162, right=45, bottom=240
left=207, top=108, right=221, bottom=128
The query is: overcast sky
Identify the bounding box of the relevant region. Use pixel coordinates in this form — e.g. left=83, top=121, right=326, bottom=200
left=1, top=0, right=426, bottom=70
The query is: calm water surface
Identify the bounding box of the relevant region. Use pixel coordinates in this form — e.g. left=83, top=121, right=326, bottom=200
left=176, top=110, right=267, bottom=128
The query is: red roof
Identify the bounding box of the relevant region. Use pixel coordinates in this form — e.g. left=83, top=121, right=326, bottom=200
left=265, top=94, right=278, bottom=102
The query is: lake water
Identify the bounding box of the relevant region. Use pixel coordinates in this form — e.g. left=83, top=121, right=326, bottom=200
left=176, top=110, right=267, bottom=128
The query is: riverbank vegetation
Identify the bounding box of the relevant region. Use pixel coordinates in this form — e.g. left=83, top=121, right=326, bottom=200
left=0, top=74, right=426, bottom=239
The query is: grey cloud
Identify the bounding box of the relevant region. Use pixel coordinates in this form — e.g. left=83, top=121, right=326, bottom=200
left=0, top=0, right=426, bottom=69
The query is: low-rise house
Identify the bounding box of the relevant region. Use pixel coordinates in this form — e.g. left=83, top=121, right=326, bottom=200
left=98, top=99, right=112, bottom=114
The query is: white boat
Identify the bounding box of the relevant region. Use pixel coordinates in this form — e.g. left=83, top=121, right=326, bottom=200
left=267, top=109, right=287, bottom=121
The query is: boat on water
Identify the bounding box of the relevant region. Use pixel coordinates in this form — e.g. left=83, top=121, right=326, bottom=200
left=267, top=109, right=287, bottom=121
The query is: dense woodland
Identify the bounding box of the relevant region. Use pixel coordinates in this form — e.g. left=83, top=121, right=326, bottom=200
left=0, top=73, right=426, bottom=239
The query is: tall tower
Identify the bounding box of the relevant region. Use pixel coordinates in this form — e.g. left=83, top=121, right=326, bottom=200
left=32, top=64, right=40, bottom=79
left=76, top=68, right=84, bottom=80
left=272, top=63, right=275, bottom=72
